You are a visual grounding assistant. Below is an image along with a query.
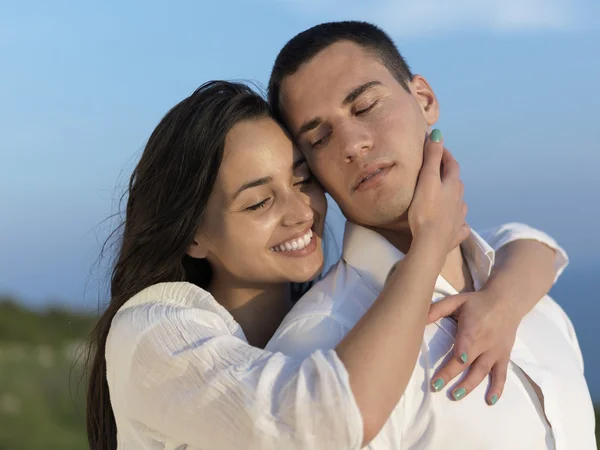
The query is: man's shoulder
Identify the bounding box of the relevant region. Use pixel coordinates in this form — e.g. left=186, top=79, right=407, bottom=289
left=267, top=260, right=378, bottom=356
left=281, top=259, right=379, bottom=331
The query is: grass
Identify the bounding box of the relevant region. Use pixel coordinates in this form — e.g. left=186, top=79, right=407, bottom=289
left=0, top=299, right=94, bottom=450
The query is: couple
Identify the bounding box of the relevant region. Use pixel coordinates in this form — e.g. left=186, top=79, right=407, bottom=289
left=86, top=21, right=596, bottom=450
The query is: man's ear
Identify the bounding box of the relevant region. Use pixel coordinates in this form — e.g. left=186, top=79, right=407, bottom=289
left=186, top=229, right=210, bottom=259
left=410, top=75, right=440, bottom=126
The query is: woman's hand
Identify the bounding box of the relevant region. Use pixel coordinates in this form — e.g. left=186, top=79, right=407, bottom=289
left=427, top=288, right=521, bottom=405
left=408, top=129, right=470, bottom=253
left=427, top=238, right=559, bottom=405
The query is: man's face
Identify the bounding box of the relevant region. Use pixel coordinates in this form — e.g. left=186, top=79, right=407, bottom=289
left=279, top=41, right=439, bottom=229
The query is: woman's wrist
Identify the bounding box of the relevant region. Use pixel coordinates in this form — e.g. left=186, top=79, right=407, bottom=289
left=479, top=272, right=527, bottom=323
left=403, top=234, right=447, bottom=278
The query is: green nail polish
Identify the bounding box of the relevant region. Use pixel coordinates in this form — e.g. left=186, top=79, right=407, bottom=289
left=460, top=352, right=468, bottom=364
left=490, top=394, right=499, bottom=405
left=453, top=388, right=467, bottom=401
left=430, top=129, right=442, bottom=143
left=432, top=378, right=445, bottom=392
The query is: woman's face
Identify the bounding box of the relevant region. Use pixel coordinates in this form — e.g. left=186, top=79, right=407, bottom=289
left=190, top=117, right=327, bottom=286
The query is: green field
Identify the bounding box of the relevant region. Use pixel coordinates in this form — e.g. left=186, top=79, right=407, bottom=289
left=0, top=299, right=598, bottom=449
left=0, top=300, right=93, bottom=450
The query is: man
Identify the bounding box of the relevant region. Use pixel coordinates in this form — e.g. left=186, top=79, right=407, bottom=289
left=265, top=21, right=596, bottom=449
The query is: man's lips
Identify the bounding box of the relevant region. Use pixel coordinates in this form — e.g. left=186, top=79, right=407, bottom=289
left=353, top=162, right=395, bottom=191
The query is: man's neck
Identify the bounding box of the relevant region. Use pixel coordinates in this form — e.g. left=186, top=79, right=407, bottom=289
left=209, top=277, right=292, bottom=348
left=377, top=226, right=474, bottom=293
left=442, top=246, right=474, bottom=293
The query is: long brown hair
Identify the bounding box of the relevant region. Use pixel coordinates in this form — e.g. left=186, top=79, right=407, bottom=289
left=86, top=81, right=270, bottom=450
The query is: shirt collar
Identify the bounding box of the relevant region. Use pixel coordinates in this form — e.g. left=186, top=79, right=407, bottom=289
left=342, top=221, right=496, bottom=294
left=463, top=229, right=496, bottom=289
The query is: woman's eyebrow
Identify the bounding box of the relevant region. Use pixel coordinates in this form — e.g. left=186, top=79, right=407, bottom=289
left=233, top=176, right=272, bottom=199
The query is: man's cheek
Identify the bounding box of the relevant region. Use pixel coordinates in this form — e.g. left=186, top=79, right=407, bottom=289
left=310, top=163, right=330, bottom=186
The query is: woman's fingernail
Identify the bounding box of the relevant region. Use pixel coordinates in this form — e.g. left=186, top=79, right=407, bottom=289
left=430, top=129, right=442, bottom=143
left=460, top=352, right=468, bottom=364
left=432, top=378, right=445, bottom=392
left=490, top=394, right=499, bottom=405
left=453, top=387, right=467, bottom=401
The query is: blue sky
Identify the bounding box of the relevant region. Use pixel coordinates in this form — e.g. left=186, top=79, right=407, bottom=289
left=1, top=0, right=599, bottom=387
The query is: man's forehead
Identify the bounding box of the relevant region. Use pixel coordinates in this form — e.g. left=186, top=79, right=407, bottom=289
left=279, top=42, right=390, bottom=127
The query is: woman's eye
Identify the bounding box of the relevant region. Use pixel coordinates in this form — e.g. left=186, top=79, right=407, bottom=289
left=295, top=175, right=313, bottom=187
left=246, top=198, right=271, bottom=211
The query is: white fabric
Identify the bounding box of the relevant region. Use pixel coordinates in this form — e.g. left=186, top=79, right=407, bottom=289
left=106, top=282, right=364, bottom=450
left=267, top=222, right=596, bottom=450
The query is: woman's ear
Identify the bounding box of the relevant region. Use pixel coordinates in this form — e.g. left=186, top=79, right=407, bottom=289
left=186, top=229, right=210, bottom=259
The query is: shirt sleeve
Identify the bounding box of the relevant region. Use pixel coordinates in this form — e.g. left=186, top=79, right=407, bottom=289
left=119, top=304, right=363, bottom=450
left=478, top=222, right=569, bottom=283
left=268, top=309, right=406, bottom=450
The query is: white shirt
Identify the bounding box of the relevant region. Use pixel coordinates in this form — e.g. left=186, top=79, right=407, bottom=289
left=267, top=222, right=597, bottom=450
left=106, top=282, right=364, bottom=450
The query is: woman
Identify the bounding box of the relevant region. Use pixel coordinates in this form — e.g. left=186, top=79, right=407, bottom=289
left=87, top=81, right=560, bottom=450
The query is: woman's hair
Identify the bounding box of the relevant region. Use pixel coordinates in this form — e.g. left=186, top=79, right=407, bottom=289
left=86, top=81, right=270, bottom=450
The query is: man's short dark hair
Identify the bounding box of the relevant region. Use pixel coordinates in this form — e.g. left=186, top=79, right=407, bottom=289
left=268, top=21, right=414, bottom=124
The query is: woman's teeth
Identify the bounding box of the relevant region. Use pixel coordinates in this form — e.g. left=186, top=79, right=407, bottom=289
left=270, top=229, right=313, bottom=252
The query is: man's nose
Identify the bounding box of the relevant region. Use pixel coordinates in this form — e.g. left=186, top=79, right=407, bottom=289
left=339, top=122, right=373, bottom=162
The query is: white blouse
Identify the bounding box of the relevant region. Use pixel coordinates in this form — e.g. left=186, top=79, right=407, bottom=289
left=105, top=282, right=364, bottom=450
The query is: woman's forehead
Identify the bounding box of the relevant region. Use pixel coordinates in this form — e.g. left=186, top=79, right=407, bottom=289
left=218, top=118, right=300, bottom=187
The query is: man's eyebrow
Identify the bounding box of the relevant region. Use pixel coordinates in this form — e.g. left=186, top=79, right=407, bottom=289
left=296, top=118, right=322, bottom=141
left=342, top=81, right=382, bottom=106
left=233, top=176, right=272, bottom=199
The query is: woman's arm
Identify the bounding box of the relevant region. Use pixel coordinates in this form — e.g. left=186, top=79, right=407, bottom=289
left=487, top=238, right=558, bottom=318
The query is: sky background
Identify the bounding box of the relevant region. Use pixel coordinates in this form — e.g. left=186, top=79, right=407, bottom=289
left=1, top=0, right=599, bottom=398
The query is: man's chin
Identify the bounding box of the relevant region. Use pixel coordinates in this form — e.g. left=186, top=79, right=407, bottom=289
left=347, top=197, right=409, bottom=227
left=347, top=209, right=407, bottom=230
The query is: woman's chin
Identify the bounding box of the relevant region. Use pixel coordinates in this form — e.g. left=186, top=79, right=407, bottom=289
left=272, top=245, right=324, bottom=285
left=288, top=260, right=324, bottom=285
